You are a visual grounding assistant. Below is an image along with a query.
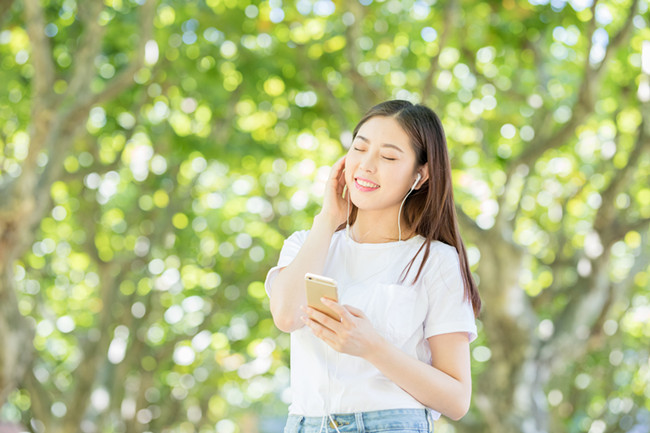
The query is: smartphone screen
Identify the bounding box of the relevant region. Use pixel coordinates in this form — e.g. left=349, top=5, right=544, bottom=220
left=304, top=273, right=339, bottom=320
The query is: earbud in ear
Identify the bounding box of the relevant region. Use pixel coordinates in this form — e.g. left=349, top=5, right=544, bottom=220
left=412, top=173, right=421, bottom=189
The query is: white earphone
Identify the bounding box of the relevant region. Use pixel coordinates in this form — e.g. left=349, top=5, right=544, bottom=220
left=412, top=173, right=421, bottom=189
left=345, top=173, right=424, bottom=243
left=396, top=173, right=423, bottom=242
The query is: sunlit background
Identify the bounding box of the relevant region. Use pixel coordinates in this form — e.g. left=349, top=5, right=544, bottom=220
left=0, top=0, right=649, bottom=432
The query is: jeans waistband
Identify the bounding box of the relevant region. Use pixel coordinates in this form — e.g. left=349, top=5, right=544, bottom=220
left=286, top=408, right=430, bottom=432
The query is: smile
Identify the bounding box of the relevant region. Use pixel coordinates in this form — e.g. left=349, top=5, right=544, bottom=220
left=355, top=177, right=380, bottom=191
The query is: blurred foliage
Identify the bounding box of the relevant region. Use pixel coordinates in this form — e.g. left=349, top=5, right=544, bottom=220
left=0, top=0, right=649, bottom=432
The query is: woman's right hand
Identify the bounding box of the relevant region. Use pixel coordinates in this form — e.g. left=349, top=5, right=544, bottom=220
left=317, top=156, right=349, bottom=230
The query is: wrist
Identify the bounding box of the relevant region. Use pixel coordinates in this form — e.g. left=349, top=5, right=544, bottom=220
left=313, top=212, right=341, bottom=233
left=363, top=334, right=391, bottom=365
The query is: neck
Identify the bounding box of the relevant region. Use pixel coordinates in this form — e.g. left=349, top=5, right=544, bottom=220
left=351, top=208, right=414, bottom=243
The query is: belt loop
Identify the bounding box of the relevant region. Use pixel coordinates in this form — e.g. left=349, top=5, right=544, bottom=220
left=425, top=408, right=433, bottom=433
left=355, top=412, right=364, bottom=432
left=285, top=415, right=304, bottom=433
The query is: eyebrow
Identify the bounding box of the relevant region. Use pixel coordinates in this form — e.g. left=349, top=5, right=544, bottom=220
left=355, top=135, right=404, bottom=153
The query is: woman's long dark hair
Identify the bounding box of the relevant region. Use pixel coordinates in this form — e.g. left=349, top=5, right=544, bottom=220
left=340, top=100, right=481, bottom=317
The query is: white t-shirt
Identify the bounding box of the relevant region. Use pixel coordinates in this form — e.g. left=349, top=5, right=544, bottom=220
left=264, top=229, right=477, bottom=419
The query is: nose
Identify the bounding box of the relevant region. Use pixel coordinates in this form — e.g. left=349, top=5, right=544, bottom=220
left=358, top=150, right=378, bottom=173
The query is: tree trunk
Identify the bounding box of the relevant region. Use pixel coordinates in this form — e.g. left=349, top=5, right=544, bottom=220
left=0, top=261, right=34, bottom=403
left=0, top=153, right=41, bottom=403
left=0, top=251, right=35, bottom=405
left=0, top=0, right=155, bottom=411
left=467, top=231, right=539, bottom=432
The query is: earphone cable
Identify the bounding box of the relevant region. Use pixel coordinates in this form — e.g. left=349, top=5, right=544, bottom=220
left=318, top=346, right=341, bottom=433
left=398, top=177, right=419, bottom=242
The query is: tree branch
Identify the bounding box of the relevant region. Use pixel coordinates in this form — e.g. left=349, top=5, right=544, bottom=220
left=544, top=246, right=650, bottom=375
left=23, top=0, right=55, bottom=103
left=64, top=0, right=106, bottom=100
left=0, top=0, right=16, bottom=26
left=212, top=82, right=244, bottom=146
left=83, top=0, right=156, bottom=110
left=495, top=164, right=530, bottom=241
left=525, top=37, right=551, bottom=97
left=29, top=0, right=157, bottom=232
left=620, top=217, right=650, bottom=237
left=495, top=1, right=640, bottom=249
left=19, top=0, right=58, bottom=184
left=296, top=44, right=351, bottom=133
left=542, top=119, right=650, bottom=370
left=342, top=1, right=382, bottom=108
left=421, top=0, right=456, bottom=102
left=459, top=46, right=501, bottom=97
left=51, top=65, right=152, bottom=187
left=21, top=366, right=52, bottom=426
left=538, top=249, right=611, bottom=369
left=507, top=0, right=639, bottom=174
left=531, top=183, right=590, bottom=309
left=62, top=265, right=124, bottom=431
left=594, top=117, right=650, bottom=239
left=592, top=0, right=639, bottom=77
left=512, top=105, right=584, bottom=173
left=492, top=6, right=598, bottom=239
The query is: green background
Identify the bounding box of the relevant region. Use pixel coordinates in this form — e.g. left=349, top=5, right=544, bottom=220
left=0, top=0, right=649, bottom=432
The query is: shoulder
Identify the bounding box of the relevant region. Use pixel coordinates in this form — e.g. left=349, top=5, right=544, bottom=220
left=283, top=228, right=347, bottom=249
left=434, top=241, right=460, bottom=266
left=428, top=240, right=458, bottom=256
left=424, top=240, right=460, bottom=270
left=278, top=230, right=310, bottom=255
left=420, top=241, right=462, bottom=285
left=286, top=229, right=310, bottom=243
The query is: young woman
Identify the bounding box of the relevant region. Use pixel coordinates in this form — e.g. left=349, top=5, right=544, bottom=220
left=265, top=100, right=481, bottom=433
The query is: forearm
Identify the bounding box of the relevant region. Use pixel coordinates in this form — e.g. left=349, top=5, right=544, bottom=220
left=270, top=214, right=339, bottom=332
left=365, top=337, right=471, bottom=420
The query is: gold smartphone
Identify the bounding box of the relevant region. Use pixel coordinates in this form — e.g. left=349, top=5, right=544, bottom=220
left=305, top=273, right=339, bottom=320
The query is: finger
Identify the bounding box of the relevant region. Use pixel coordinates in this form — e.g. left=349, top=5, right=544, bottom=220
left=320, top=298, right=354, bottom=325
left=343, top=304, right=367, bottom=318
left=325, top=160, right=346, bottom=198
left=335, top=176, right=346, bottom=197
left=319, top=334, right=342, bottom=352
left=301, top=315, right=338, bottom=341
left=334, top=158, right=347, bottom=185
left=304, top=305, right=342, bottom=330
left=303, top=318, right=342, bottom=351
left=337, top=169, right=346, bottom=190
left=331, top=157, right=346, bottom=181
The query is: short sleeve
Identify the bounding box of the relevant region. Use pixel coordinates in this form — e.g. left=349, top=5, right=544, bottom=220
left=263, top=230, right=309, bottom=296
left=422, top=245, right=477, bottom=343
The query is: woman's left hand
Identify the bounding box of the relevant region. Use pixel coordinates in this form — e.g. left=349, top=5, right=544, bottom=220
left=300, top=298, right=384, bottom=358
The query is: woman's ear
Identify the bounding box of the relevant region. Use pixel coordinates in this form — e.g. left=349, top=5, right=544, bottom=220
left=415, top=166, right=430, bottom=190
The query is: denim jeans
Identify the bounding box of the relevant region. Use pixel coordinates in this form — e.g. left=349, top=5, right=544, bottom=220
left=283, top=408, right=432, bottom=433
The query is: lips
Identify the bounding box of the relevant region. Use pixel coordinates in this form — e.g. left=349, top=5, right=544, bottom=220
left=354, top=177, right=379, bottom=192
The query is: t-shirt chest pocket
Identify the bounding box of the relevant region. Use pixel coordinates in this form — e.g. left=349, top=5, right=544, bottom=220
left=363, top=283, right=420, bottom=345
